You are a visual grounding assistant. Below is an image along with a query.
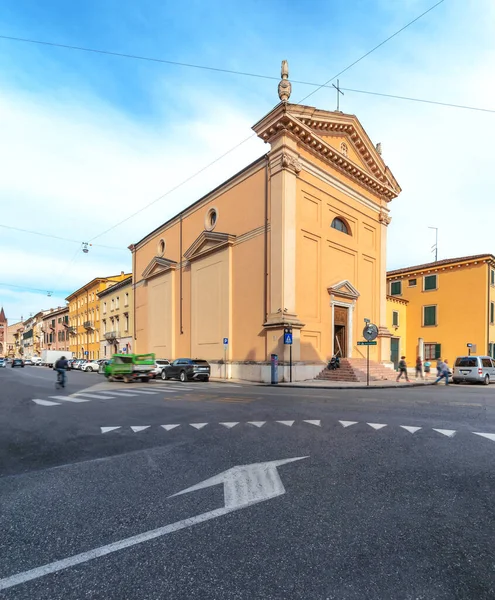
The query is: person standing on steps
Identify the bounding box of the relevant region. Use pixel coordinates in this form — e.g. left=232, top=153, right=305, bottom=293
left=434, top=359, right=450, bottom=385
left=415, top=356, right=424, bottom=380
left=396, top=356, right=410, bottom=382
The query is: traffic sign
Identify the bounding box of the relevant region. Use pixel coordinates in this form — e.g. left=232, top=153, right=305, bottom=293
left=284, top=332, right=293, bottom=345
left=357, top=341, right=377, bottom=346
left=223, top=338, right=228, bottom=345
left=363, top=323, right=378, bottom=341
left=85, top=351, right=89, bottom=355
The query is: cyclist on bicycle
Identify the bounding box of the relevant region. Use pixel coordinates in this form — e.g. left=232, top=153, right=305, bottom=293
left=54, top=356, right=69, bottom=388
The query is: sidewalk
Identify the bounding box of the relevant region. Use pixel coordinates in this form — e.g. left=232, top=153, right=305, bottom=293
left=209, top=377, right=436, bottom=389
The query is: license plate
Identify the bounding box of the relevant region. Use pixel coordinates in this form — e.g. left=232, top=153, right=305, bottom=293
left=461, top=371, right=470, bottom=375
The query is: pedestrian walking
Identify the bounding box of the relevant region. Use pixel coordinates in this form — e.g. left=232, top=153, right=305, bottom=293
left=424, top=360, right=431, bottom=380
left=434, top=359, right=450, bottom=385
left=436, top=358, right=443, bottom=377
left=415, top=356, right=423, bottom=380
left=396, top=356, right=410, bottom=382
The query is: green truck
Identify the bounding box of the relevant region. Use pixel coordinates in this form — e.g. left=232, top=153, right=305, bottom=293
left=104, top=353, right=155, bottom=383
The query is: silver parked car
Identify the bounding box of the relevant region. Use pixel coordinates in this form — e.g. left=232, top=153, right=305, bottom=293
left=453, top=356, right=495, bottom=385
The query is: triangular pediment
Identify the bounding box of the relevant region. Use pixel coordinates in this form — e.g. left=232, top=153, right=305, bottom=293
left=183, top=231, right=236, bottom=262
left=252, top=103, right=401, bottom=200
left=327, top=280, right=360, bottom=300
left=142, top=256, right=177, bottom=280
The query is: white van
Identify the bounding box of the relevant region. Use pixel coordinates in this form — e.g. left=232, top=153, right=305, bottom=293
left=453, top=356, right=495, bottom=385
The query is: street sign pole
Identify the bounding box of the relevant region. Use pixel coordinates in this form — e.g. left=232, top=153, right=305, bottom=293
left=223, top=338, right=229, bottom=379
left=367, top=344, right=370, bottom=387
left=290, top=344, right=292, bottom=383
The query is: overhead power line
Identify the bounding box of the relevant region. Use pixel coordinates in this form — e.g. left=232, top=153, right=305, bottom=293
left=0, top=223, right=124, bottom=249
left=88, top=0, right=446, bottom=242
left=297, top=0, right=446, bottom=104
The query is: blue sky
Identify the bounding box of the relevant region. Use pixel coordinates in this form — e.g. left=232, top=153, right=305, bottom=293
left=0, top=0, right=494, bottom=322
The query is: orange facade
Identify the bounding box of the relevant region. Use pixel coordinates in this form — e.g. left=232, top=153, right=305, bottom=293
left=132, top=101, right=401, bottom=381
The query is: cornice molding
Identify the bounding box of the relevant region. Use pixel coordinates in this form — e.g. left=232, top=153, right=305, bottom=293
left=253, top=104, right=400, bottom=201
left=183, top=231, right=236, bottom=262
left=142, top=256, right=178, bottom=280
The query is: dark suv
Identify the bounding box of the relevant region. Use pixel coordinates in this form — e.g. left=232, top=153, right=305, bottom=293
left=12, top=359, right=24, bottom=368
left=162, top=359, right=211, bottom=382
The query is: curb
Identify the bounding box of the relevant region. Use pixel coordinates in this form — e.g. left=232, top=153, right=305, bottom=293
left=267, top=381, right=437, bottom=390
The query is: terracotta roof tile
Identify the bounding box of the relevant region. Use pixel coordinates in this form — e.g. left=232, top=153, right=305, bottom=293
left=387, top=253, right=495, bottom=278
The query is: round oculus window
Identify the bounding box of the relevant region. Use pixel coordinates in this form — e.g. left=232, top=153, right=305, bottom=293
left=157, top=239, right=166, bottom=256
left=205, top=208, right=218, bottom=231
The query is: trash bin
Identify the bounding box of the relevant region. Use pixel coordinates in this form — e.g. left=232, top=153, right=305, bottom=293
left=271, top=353, right=278, bottom=385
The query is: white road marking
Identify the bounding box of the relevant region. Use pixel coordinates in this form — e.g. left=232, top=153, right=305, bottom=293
left=339, top=421, right=358, bottom=428
left=50, top=396, right=90, bottom=403
left=433, top=428, right=456, bottom=438
left=190, top=423, right=208, bottom=429
left=473, top=432, right=495, bottom=442
left=130, top=426, right=150, bottom=432
left=304, top=420, right=321, bottom=427
left=161, top=424, right=180, bottom=431
left=101, top=427, right=121, bottom=433
left=127, top=390, right=158, bottom=395
left=248, top=421, right=265, bottom=428
left=32, top=399, right=60, bottom=406
left=276, top=421, right=295, bottom=427
left=400, top=426, right=422, bottom=434
left=72, top=393, right=116, bottom=400
left=367, top=423, right=387, bottom=430
left=0, top=457, right=306, bottom=591
left=220, top=422, right=239, bottom=429
left=100, top=391, right=139, bottom=397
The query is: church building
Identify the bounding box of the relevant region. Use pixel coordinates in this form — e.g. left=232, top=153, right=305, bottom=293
left=131, top=63, right=401, bottom=381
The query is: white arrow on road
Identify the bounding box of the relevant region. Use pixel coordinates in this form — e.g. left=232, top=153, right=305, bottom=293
left=0, top=456, right=307, bottom=591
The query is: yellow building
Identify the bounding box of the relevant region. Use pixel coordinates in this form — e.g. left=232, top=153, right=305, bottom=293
left=66, top=272, right=130, bottom=360
left=386, top=295, right=408, bottom=369
left=387, top=253, right=495, bottom=365
left=97, top=276, right=133, bottom=358
left=130, top=64, right=401, bottom=381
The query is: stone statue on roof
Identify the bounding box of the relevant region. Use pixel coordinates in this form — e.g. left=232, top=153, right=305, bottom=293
left=278, top=60, right=291, bottom=103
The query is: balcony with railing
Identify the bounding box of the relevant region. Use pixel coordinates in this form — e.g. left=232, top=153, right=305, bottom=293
left=104, top=331, right=119, bottom=341
left=67, top=326, right=77, bottom=335
left=83, top=321, right=94, bottom=330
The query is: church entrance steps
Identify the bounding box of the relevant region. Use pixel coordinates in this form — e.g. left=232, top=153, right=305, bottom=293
left=316, top=358, right=396, bottom=383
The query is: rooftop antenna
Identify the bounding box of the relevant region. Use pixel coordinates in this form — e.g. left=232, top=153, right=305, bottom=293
left=428, top=226, right=438, bottom=262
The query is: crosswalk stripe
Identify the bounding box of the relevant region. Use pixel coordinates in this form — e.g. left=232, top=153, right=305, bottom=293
left=32, top=399, right=60, bottom=406
left=100, top=391, right=139, bottom=397
left=50, top=396, right=91, bottom=403
left=72, top=393, right=116, bottom=400
left=128, top=390, right=158, bottom=395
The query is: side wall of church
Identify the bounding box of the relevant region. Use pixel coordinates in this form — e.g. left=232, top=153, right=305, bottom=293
left=134, top=163, right=267, bottom=362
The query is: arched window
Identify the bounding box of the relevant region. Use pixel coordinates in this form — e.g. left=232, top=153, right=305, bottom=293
left=331, top=217, right=350, bottom=235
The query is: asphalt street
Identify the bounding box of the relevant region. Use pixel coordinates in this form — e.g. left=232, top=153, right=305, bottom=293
left=1, top=366, right=495, bottom=599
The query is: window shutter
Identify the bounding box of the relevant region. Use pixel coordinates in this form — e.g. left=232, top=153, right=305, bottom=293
left=435, top=344, right=442, bottom=359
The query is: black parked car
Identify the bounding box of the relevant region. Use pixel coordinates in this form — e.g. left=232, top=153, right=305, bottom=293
left=12, top=359, right=24, bottom=368
left=162, top=358, right=210, bottom=382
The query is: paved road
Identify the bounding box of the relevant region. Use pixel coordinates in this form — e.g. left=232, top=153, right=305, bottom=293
left=1, top=367, right=495, bottom=599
